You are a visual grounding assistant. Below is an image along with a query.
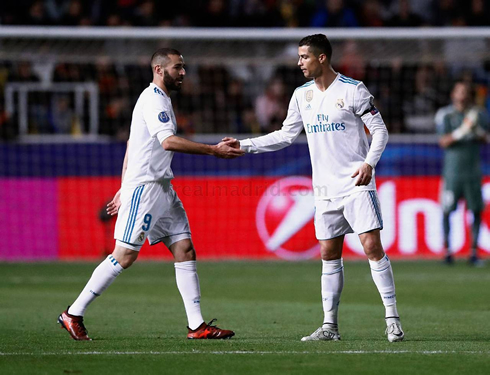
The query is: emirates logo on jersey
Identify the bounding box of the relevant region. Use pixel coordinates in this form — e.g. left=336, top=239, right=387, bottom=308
left=306, top=90, right=313, bottom=102
left=335, top=99, right=344, bottom=109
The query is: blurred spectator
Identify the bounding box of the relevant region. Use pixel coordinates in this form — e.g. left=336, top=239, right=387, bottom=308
left=279, top=0, right=315, bottom=28
left=432, top=0, right=465, bottom=26
left=2, top=0, right=490, bottom=138
left=195, top=65, right=231, bottom=132
left=195, top=0, right=230, bottom=27
left=337, top=40, right=366, bottom=81
left=50, top=94, right=80, bottom=134
left=226, top=78, right=249, bottom=133
left=132, top=0, right=158, bottom=27
left=403, top=65, right=446, bottom=133
left=12, top=62, right=40, bottom=82
left=357, top=0, right=384, bottom=27
left=104, top=95, right=131, bottom=136
left=385, top=0, right=435, bottom=24
left=44, top=0, right=69, bottom=22
left=230, top=0, right=285, bottom=27
left=242, top=106, right=261, bottom=133
left=25, top=0, right=50, bottom=25
left=0, top=0, right=487, bottom=27
left=255, top=76, right=288, bottom=132
left=386, top=0, right=424, bottom=27
left=466, top=0, right=490, bottom=26
left=310, top=0, right=358, bottom=28
left=59, top=0, right=85, bottom=26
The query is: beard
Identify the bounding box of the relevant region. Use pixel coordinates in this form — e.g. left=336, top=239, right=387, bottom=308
left=163, top=69, right=182, bottom=92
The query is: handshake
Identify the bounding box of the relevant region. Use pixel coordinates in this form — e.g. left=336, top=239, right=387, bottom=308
left=212, top=137, right=243, bottom=159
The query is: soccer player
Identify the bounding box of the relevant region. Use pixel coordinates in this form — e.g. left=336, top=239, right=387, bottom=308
left=435, top=81, right=489, bottom=266
left=224, top=34, right=403, bottom=342
left=58, top=48, right=243, bottom=341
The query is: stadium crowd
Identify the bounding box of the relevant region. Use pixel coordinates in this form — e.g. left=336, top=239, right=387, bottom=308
left=1, top=0, right=489, bottom=28
left=0, top=0, right=489, bottom=138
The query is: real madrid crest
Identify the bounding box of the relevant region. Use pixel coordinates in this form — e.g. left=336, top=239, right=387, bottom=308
left=137, top=232, right=145, bottom=242
left=306, top=90, right=313, bottom=102
left=335, top=99, right=344, bottom=109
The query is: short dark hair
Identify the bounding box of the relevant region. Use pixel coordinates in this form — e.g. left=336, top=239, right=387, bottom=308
left=452, top=79, right=471, bottom=90
left=299, top=34, right=332, bottom=62
left=151, top=48, right=182, bottom=68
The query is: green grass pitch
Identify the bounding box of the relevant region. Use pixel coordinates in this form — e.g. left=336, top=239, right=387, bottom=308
left=1, top=260, right=489, bottom=374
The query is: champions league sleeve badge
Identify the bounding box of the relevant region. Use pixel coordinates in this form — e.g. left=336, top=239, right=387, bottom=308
left=158, top=111, right=170, bottom=123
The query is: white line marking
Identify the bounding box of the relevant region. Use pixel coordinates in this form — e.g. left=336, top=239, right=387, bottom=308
left=1, top=350, right=489, bottom=356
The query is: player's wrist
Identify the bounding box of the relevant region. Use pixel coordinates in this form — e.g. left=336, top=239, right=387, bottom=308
left=209, top=144, right=219, bottom=157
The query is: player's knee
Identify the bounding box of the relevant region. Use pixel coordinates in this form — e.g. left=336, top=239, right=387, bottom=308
left=117, top=256, right=136, bottom=269
left=362, top=238, right=383, bottom=260
left=319, top=242, right=342, bottom=261
left=112, top=246, right=139, bottom=269
left=170, top=239, right=196, bottom=262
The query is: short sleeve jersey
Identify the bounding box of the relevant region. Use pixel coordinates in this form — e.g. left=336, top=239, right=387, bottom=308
left=435, top=104, right=489, bottom=180
left=122, top=83, right=177, bottom=189
left=286, top=74, right=381, bottom=199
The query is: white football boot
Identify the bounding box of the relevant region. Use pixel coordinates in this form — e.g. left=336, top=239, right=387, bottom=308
left=385, top=319, right=404, bottom=342
left=301, top=324, right=341, bottom=341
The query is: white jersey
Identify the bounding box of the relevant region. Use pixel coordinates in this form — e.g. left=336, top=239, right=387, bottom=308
left=122, top=83, right=177, bottom=189
left=240, top=74, right=389, bottom=200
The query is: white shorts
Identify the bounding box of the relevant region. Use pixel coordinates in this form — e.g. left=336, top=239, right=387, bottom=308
left=314, top=190, right=383, bottom=240
left=114, top=181, right=191, bottom=251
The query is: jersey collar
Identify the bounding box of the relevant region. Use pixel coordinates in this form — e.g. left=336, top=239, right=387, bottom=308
left=313, top=73, right=340, bottom=94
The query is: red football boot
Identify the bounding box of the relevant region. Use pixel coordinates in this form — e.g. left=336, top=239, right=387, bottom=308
left=187, top=319, right=235, bottom=339
left=58, top=308, right=92, bottom=341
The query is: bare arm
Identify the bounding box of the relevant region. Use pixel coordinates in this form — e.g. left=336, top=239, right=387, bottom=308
left=107, top=141, right=129, bottom=216
left=162, top=135, right=244, bottom=159
left=120, top=141, right=129, bottom=181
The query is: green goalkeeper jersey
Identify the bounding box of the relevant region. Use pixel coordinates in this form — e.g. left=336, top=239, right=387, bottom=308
left=435, top=105, right=489, bottom=180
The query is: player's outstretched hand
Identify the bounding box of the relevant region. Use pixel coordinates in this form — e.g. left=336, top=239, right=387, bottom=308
left=213, top=140, right=245, bottom=159
left=107, top=189, right=121, bottom=216
left=221, top=137, right=241, bottom=149
left=351, top=163, right=373, bottom=186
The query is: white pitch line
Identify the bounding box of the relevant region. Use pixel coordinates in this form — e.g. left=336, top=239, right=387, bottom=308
left=1, top=350, right=489, bottom=356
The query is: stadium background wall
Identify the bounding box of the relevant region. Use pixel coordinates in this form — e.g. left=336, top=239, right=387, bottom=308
left=1, top=142, right=489, bottom=261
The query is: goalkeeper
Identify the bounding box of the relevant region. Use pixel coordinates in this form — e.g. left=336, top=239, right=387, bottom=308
left=435, top=80, right=489, bottom=265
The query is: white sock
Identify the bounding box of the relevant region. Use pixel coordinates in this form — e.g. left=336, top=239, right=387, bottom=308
left=68, top=255, right=123, bottom=317
left=321, top=258, right=344, bottom=325
left=369, top=255, right=399, bottom=322
left=175, top=260, right=204, bottom=330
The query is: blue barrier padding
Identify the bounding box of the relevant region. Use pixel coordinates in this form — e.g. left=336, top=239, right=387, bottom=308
left=0, top=142, right=489, bottom=177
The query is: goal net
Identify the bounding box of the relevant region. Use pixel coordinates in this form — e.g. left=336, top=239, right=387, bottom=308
left=0, top=27, right=489, bottom=261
